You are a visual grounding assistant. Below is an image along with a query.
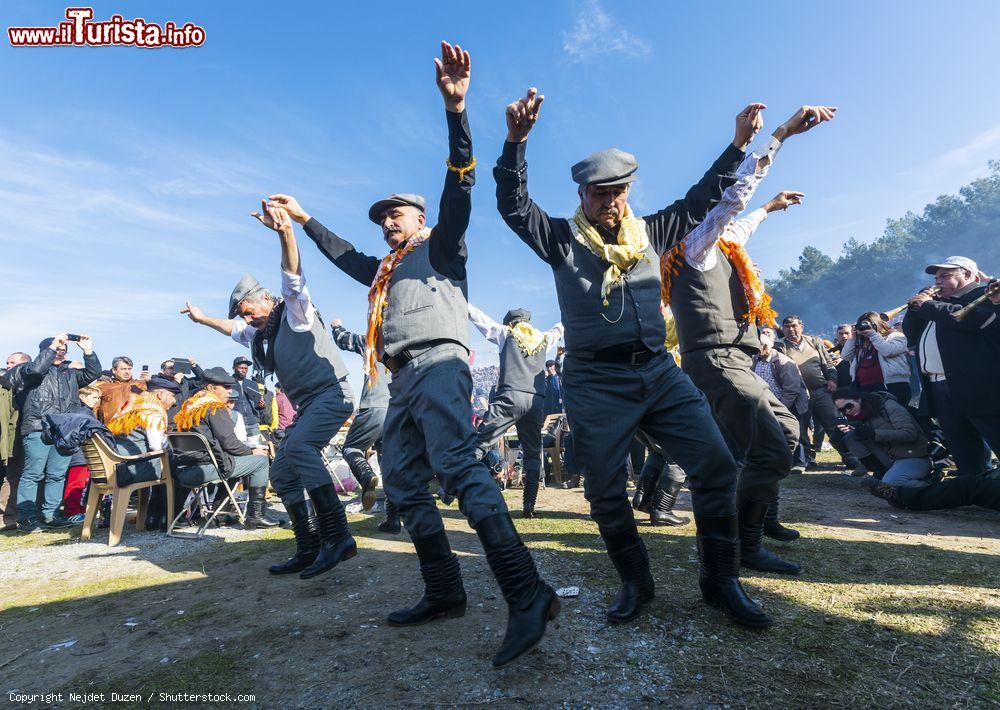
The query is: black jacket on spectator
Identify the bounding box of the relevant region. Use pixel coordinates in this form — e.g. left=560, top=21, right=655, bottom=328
left=176, top=408, right=254, bottom=479
left=903, top=283, right=1000, bottom=417
left=42, top=411, right=112, bottom=458
left=1, top=349, right=102, bottom=436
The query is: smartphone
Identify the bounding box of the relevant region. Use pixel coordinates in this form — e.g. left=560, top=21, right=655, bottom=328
left=172, top=358, right=192, bottom=375
left=66, top=334, right=82, bottom=342
left=142, top=365, right=149, bottom=373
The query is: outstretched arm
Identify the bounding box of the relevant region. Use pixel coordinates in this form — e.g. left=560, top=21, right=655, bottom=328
left=181, top=302, right=240, bottom=337
left=494, top=87, right=568, bottom=266
left=331, top=320, right=367, bottom=357
left=468, top=303, right=506, bottom=348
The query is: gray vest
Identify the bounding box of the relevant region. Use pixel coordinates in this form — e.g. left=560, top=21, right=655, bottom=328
left=379, top=240, right=469, bottom=358
left=269, top=312, right=351, bottom=409
left=359, top=367, right=390, bottom=410
left=670, top=244, right=759, bottom=354
left=498, top=337, right=548, bottom=396
left=554, top=234, right=666, bottom=354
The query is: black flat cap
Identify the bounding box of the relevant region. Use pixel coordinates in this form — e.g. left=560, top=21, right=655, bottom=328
left=146, top=375, right=181, bottom=394
left=503, top=308, right=531, bottom=326
left=202, top=367, right=237, bottom=386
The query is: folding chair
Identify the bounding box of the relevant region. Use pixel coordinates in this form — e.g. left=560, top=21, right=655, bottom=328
left=80, top=435, right=174, bottom=547
left=166, top=431, right=245, bottom=539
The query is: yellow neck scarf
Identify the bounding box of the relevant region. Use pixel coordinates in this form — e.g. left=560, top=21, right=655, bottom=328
left=509, top=321, right=547, bottom=356
left=571, top=204, right=648, bottom=305
left=174, top=389, right=228, bottom=432
left=107, top=392, right=167, bottom=437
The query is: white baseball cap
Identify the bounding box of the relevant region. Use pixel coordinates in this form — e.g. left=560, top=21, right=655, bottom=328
left=924, top=255, right=978, bottom=275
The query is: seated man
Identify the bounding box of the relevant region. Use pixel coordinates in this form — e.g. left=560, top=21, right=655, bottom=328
left=107, top=375, right=179, bottom=481
left=173, top=367, right=275, bottom=529
left=832, top=388, right=931, bottom=486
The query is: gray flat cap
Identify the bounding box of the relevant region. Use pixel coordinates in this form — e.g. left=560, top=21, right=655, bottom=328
left=368, top=193, right=426, bottom=224
left=503, top=308, right=531, bottom=326
left=228, top=273, right=266, bottom=319
left=571, top=148, right=638, bottom=186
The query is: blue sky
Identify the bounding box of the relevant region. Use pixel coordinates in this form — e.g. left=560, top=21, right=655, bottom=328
left=3, top=0, right=998, bottom=393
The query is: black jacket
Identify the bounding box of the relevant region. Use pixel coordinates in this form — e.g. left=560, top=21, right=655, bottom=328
left=903, top=282, right=1000, bottom=417
left=1, top=349, right=102, bottom=436
left=176, top=408, right=254, bottom=479
left=42, top=411, right=112, bottom=458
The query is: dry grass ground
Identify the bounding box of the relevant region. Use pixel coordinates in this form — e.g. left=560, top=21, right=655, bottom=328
left=2, top=455, right=998, bottom=708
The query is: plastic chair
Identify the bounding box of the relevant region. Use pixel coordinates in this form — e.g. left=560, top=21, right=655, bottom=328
left=166, top=431, right=245, bottom=539
left=80, top=435, right=174, bottom=547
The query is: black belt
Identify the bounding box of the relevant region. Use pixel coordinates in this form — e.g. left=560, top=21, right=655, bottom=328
left=382, top=339, right=456, bottom=374
left=572, top=342, right=659, bottom=365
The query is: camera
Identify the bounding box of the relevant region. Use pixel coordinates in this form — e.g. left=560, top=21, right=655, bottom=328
left=857, top=320, right=874, bottom=332
left=834, top=414, right=850, bottom=428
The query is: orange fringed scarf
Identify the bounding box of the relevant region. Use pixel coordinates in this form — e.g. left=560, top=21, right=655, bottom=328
left=174, top=389, right=228, bottom=432
left=660, top=240, right=778, bottom=328
left=107, top=392, right=168, bottom=437
left=364, top=227, right=432, bottom=387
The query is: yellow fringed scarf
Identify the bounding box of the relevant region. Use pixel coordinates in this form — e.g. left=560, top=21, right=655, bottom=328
left=509, top=321, right=547, bottom=356
left=571, top=205, right=648, bottom=305
left=107, top=392, right=167, bottom=437
left=364, top=227, right=433, bottom=387
left=174, top=389, right=228, bottom=432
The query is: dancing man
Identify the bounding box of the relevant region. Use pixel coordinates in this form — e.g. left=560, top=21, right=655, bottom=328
left=264, top=42, right=558, bottom=667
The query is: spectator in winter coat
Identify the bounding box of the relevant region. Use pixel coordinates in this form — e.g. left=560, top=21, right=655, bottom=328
left=840, top=312, right=912, bottom=405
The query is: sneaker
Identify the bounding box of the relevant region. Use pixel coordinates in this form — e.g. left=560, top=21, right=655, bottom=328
left=18, top=519, right=44, bottom=533
left=65, top=513, right=86, bottom=524
left=860, top=478, right=904, bottom=509
left=790, top=466, right=805, bottom=475
left=40, top=514, right=77, bottom=529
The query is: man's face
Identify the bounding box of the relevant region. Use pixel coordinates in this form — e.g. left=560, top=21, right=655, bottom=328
left=112, top=361, right=133, bottom=382
left=160, top=361, right=175, bottom=377
left=782, top=319, right=803, bottom=342
left=52, top=344, right=68, bottom=365
left=5, top=354, right=28, bottom=369
left=380, top=206, right=425, bottom=250
left=836, top=325, right=853, bottom=344
left=233, top=363, right=249, bottom=379
left=579, top=184, right=630, bottom=230
left=934, top=267, right=973, bottom=297
left=237, top=297, right=274, bottom=329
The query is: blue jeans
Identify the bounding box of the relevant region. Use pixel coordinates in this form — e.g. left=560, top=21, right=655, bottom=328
left=17, top=432, right=71, bottom=522
left=883, top=457, right=932, bottom=488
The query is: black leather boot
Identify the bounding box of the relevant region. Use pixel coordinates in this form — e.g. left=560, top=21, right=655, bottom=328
left=144, top=486, right=167, bottom=531
left=387, top=530, right=466, bottom=626
left=601, top=525, right=655, bottom=623
left=651, top=482, right=689, bottom=526
left=763, top=496, right=799, bottom=541
left=632, top=475, right=656, bottom=514
left=268, top=501, right=320, bottom=575
left=378, top=498, right=402, bottom=533
left=739, top=497, right=801, bottom=575
left=696, top=513, right=772, bottom=628
left=244, top=486, right=278, bottom=529
left=476, top=514, right=560, bottom=668
left=859, top=454, right=889, bottom=480
left=344, top=450, right=380, bottom=512
left=522, top=472, right=540, bottom=519
left=299, top=484, right=357, bottom=580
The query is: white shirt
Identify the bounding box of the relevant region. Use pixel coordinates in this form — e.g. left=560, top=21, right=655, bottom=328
left=918, top=322, right=946, bottom=379
left=231, top=268, right=315, bottom=348
left=681, top=136, right=782, bottom=271
left=468, top=304, right=564, bottom=358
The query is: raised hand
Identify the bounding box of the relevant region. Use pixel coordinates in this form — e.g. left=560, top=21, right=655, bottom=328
left=763, top=190, right=805, bottom=213
left=76, top=335, right=94, bottom=354
left=181, top=301, right=206, bottom=324
left=50, top=334, right=69, bottom=351
left=506, top=87, right=545, bottom=143
left=774, top=106, right=837, bottom=140
left=733, top=103, right=766, bottom=150
left=251, top=200, right=292, bottom=234
left=267, top=194, right=310, bottom=225
left=434, top=40, right=471, bottom=112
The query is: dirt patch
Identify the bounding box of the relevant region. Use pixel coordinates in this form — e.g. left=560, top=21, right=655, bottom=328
left=2, top=467, right=998, bottom=708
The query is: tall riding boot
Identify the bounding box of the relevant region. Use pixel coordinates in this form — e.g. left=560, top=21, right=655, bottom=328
left=299, top=484, right=358, bottom=580
left=344, top=450, right=380, bottom=512
left=268, top=501, right=320, bottom=575
left=739, top=496, right=801, bottom=575
left=475, top=514, right=560, bottom=668
left=244, top=486, right=278, bottom=529
left=387, top=530, right=467, bottom=626
left=763, top=496, right=799, bottom=541
left=696, top=513, right=772, bottom=628
left=601, top=524, right=656, bottom=623
left=651, top=482, right=689, bottom=526
left=378, top=498, right=402, bottom=533
left=632, top=474, right=657, bottom=514
left=522, top=471, right=540, bottom=519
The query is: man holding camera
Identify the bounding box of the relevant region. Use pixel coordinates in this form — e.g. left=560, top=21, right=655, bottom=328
left=1, top=335, right=102, bottom=531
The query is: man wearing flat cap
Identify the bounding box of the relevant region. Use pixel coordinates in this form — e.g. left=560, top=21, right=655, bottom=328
left=230, top=355, right=263, bottom=444
left=265, top=42, right=558, bottom=669
left=181, top=203, right=359, bottom=582
left=495, top=88, right=782, bottom=629
left=904, top=256, right=1000, bottom=478
left=468, top=303, right=562, bottom=518
left=107, top=374, right=179, bottom=490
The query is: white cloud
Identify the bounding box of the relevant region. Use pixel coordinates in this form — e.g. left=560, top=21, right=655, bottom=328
left=562, top=0, right=652, bottom=63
